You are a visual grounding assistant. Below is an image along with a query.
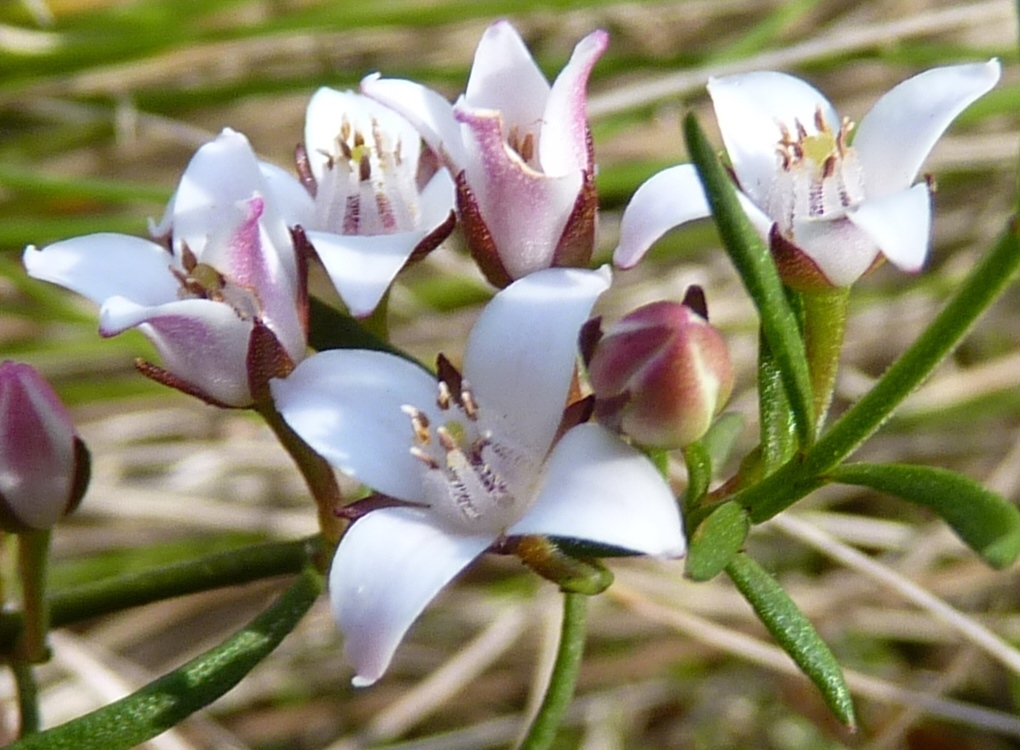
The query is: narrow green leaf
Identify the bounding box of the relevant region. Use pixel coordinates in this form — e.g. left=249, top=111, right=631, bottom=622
left=9, top=568, right=323, bottom=750
left=758, top=330, right=797, bottom=474
left=683, top=114, right=814, bottom=447
left=307, top=296, right=415, bottom=363
left=726, top=552, right=855, bottom=728
left=685, top=501, right=749, bottom=582
left=682, top=440, right=713, bottom=506
left=831, top=463, right=1020, bottom=569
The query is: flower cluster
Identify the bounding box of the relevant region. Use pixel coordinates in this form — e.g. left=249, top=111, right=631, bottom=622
left=21, top=16, right=1000, bottom=691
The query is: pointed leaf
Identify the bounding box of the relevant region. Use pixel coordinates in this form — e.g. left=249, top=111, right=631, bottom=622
left=831, top=462, right=1020, bottom=569
left=726, top=552, right=855, bottom=728
left=685, top=501, right=749, bottom=582
left=683, top=113, right=814, bottom=447
left=9, top=568, right=323, bottom=750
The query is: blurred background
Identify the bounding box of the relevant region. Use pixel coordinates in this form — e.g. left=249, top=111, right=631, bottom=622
left=2, top=0, right=1020, bottom=748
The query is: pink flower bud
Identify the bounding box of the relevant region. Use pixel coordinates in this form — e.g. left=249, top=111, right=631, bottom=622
left=0, top=362, right=89, bottom=530
left=586, top=293, right=734, bottom=449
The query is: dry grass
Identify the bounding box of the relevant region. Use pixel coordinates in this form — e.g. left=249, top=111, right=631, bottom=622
left=2, top=0, right=1020, bottom=748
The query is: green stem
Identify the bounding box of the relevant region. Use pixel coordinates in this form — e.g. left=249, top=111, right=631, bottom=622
left=519, top=593, right=588, bottom=750
left=0, top=536, right=318, bottom=653
left=757, top=328, right=796, bottom=474
left=256, top=401, right=346, bottom=556
left=8, top=567, right=323, bottom=750
left=12, top=661, right=40, bottom=737
left=733, top=219, right=1020, bottom=523
left=801, top=287, right=850, bottom=435
left=17, top=530, right=51, bottom=664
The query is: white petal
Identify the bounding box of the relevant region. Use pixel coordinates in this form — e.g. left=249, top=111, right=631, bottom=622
left=172, top=128, right=266, bottom=257
left=456, top=106, right=583, bottom=279
left=305, top=230, right=422, bottom=317
left=707, top=72, right=839, bottom=207
left=613, top=164, right=711, bottom=269
left=270, top=349, right=438, bottom=502
left=539, top=29, right=608, bottom=175
left=258, top=160, right=316, bottom=228
left=847, top=183, right=932, bottom=272
left=100, top=297, right=255, bottom=406
left=790, top=218, right=879, bottom=287
left=23, top=234, right=178, bottom=307
left=361, top=75, right=467, bottom=171
left=330, top=507, right=492, bottom=686
left=465, top=267, right=610, bottom=462
left=418, top=168, right=457, bottom=229
left=853, top=60, right=1001, bottom=198
left=464, top=20, right=550, bottom=132
left=510, top=424, right=685, bottom=558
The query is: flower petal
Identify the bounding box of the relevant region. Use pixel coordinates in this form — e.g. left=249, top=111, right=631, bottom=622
left=707, top=72, right=839, bottom=207
left=418, top=168, right=457, bottom=228
left=539, top=29, right=608, bottom=175
left=456, top=106, right=583, bottom=279
left=463, top=20, right=550, bottom=132
left=171, top=128, right=267, bottom=258
left=23, top=234, right=178, bottom=307
left=305, top=230, right=423, bottom=317
left=847, top=182, right=932, bottom=272
left=270, top=349, right=438, bottom=502
left=853, top=60, right=1001, bottom=198
left=613, top=164, right=711, bottom=269
left=465, top=266, right=610, bottom=463
left=789, top=217, right=879, bottom=287
left=258, top=160, right=316, bottom=228
left=361, top=74, right=468, bottom=171
left=100, top=297, right=255, bottom=406
left=510, top=423, right=685, bottom=558
left=330, top=507, right=492, bottom=686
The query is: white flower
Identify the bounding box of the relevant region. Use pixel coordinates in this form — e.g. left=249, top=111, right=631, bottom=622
left=267, top=89, right=456, bottom=317
left=362, top=20, right=607, bottom=286
left=271, top=267, right=685, bottom=685
left=614, top=60, right=1001, bottom=288
left=24, top=129, right=306, bottom=407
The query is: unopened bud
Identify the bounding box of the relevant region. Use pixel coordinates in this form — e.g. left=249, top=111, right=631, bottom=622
left=0, top=362, right=90, bottom=531
left=586, top=292, right=734, bottom=449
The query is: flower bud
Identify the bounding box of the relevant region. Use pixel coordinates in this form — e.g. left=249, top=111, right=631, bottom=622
left=585, top=292, right=734, bottom=449
left=0, top=362, right=90, bottom=531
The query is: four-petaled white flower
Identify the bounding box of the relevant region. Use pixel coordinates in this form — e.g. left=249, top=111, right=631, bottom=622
left=614, top=60, right=1001, bottom=288
left=24, top=129, right=306, bottom=407
left=271, top=267, right=686, bottom=686
left=362, top=20, right=606, bottom=287
left=267, top=89, right=456, bottom=317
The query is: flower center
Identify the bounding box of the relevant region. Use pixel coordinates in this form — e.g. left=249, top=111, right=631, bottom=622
left=507, top=125, right=537, bottom=168
left=767, top=107, right=865, bottom=232
left=403, top=375, right=531, bottom=534
left=172, top=245, right=261, bottom=320
left=316, top=115, right=418, bottom=236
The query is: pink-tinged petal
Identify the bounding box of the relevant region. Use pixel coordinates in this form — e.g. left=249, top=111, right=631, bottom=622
left=23, top=234, right=178, bottom=307
left=172, top=129, right=266, bottom=257
left=0, top=362, right=78, bottom=529
left=707, top=72, right=839, bottom=207
left=847, top=183, right=932, bottom=272
left=510, top=423, right=685, bottom=558
left=361, top=74, right=467, bottom=171
left=465, top=266, right=610, bottom=462
left=853, top=60, right=1001, bottom=198
left=540, top=29, right=608, bottom=175
left=305, top=230, right=422, bottom=318
left=100, top=296, right=255, bottom=406
left=790, top=217, right=879, bottom=288
left=613, top=164, right=711, bottom=269
left=330, top=507, right=492, bottom=686
left=270, top=349, right=438, bottom=503
left=464, top=20, right=550, bottom=131
left=456, top=107, right=583, bottom=279
left=258, top=160, right=316, bottom=228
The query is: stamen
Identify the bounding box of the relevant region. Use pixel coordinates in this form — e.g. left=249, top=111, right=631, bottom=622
left=519, top=132, right=535, bottom=163
left=401, top=405, right=432, bottom=445
left=461, top=380, right=479, bottom=421
left=813, top=107, right=828, bottom=133
left=410, top=446, right=439, bottom=469
left=437, top=381, right=452, bottom=410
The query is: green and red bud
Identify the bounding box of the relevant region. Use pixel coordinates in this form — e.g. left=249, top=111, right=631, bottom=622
left=0, top=361, right=90, bottom=531
left=584, top=289, right=734, bottom=449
